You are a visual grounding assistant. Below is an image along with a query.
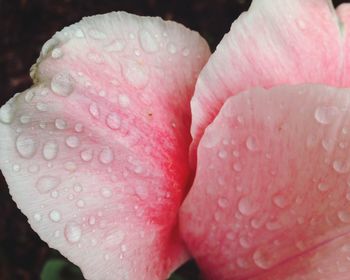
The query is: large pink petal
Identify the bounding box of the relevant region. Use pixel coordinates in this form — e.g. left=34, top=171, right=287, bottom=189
left=337, top=3, right=350, bottom=85
left=0, top=12, right=210, bottom=280
left=190, top=0, right=345, bottom=162
left=181, top=84, right=350, bottom=279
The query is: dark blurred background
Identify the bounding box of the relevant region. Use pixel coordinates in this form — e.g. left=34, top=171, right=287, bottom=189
left=0, top=0, right=347, bottom=279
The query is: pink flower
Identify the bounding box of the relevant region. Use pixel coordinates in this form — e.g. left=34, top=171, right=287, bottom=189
left=2, top=1, right=350, bottom=279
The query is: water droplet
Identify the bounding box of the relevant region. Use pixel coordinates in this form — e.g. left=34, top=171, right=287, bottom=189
left=99, top=147, right=114, bottom=164
left=123, top=61, right=149, bottom=89
left=88, top=29, right=107, bottom=40
left=64, top=161, right=77, bottom=171
left=246, top=136, right=259, bottom=151
left=34, top=213, right=42, bottom=222
left=25, top=90, right=34, bottom=103
left=318, top=183, right=330, bottom=192
left=51, top=72, right=74, bottom=96
left=89, top=102, right=100, bottom=119
left=218, top=150, right=227, bottom=159
left=167, top=43, right=177, bottom=54
left=233, top=162, right=242, bottom=172
left=43, top=140, right=58, bottom=160
left=36, top=102, right=48, bottom=112
left=0, top=103, right=15, bottom=124
left=314, top=106, right=339, bottom=125
left=253, top=248, right=274, bottom=269
left=51, top=190, right=59, bottom=198
left=12, top=164, right=20, bottom=172
left=239, top=236, right=251, bottom=248
left=106, top=113, right=121, bottom=130
left=105, top=39, right=125, bottom=52
left=76, top=199, right=85, bottom=208
left=36, top=176, right=60, bottom=194
left=100, top=187, right=113, bottom=198
left=16, top=134, right=38, bottom=158
left=272, top=194, right=288, bottom=208
left=338, top=210, right=350, bottom=223
left=80, top=149, right=93, bottom=162
left=73, top=184, right=82, bottom=193
left=333, top=159, right=350, bottom=174
left=88, top=216, right=96, bottom=225
left=51, top=48, right=63, bottom=59
left=49, top=210, right=61, bottom=222
left=20, top=115, right=31, bottom=124
left=65, top=135, right=80, bottom=148
left=105, top=231, right=125, bottom=246
left=64, top=222, right=82, bottom=243
left=75, top=29, right=84, bottom=38
left=139, top=29, right=158, bottom=53
left=266, top=221, right=282, bottom=231
left=236, top=257, right=248, bottom=268
left=118, top=94, right=130, bottom=108
left=218, top=198, right=229, bottom=208
left=55, top=118, right=67, bottom=130
left=135, top=185, right=148, bottom=200
left=238, top=196, right=257, bottom=216
left=74, top=123, right=83, bottom=133
left=182, top=48, right=190, bottom=57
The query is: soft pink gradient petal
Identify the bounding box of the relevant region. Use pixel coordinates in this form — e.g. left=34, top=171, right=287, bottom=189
left=0, top=12, right=210, bottom=280
left=337, top=3, right=350, bottom=85
left=181, top=85, right=350, bottom=280
left=190, top=0, right=344, bottom=164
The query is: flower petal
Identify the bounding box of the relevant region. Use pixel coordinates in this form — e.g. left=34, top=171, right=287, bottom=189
left=190, top=0, right=344, bottom=162
left=181, top=84, right=350, bottom=279
left=337, top=3, right=350, bottom=85
left=0, top=12, right=210, bottom=280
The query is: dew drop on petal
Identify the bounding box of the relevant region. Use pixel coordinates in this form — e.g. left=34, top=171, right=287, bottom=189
left=333, top=159, right=350, bottom=174
left=218, top=198, right=229, bottom=208
left=318, top=183, right=330, bottom=192
left=89, top=103, right=100, bottom=119
left=80, top=149, right=93, bottom=162
left=34, top=213, right=42, bottom=222
left=238, top=196, right=257, bottom=216
left=64, top=222, right=82, bottom=243
left=51, top=72, right=74, bottom=96
left=139, top=29, right=158, bottom=53
left=65, top=135, right=80, bottom=148
left=100, top=187, right=113, bottom=198
left=253, top=248, right=274, bottom=269
left=55, top=118, right=67, bottom=130
left=0, top=103, right=15, bottom=124
left=246, top=136, right=259, bottom=151
left=42, top=140, right=59, bottom=160
left=167, top=43, right=177, bottom=54
left=314, top=106, right=339, bottom=125
left=49, top=210, right=61, bottom=222
left=123, top=61, right=149, bottom=89
left=338, top=210, right=350, bottom=223
left=272, top=194, right=288, bottom=208
left=118, top=94, right=130, bottom=108
left=99, top=147, right=114, bottom=164
left=106, top=113, right=121, bottom=130
left=35, top=176, right=60, bottom=194
left=51, top=48, right=63, bottom=59
left=16, top=134, right=38, bottom=158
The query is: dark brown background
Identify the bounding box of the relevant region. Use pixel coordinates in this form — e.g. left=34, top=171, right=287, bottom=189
left=0, top=0, right=347, bottom=279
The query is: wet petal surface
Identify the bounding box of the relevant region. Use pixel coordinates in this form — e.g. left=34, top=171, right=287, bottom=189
left=0, top=12, right=210, bottom=280
left=181, top=85, right=350, bottom=280
left=190, top=0, right=345, bottom=162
